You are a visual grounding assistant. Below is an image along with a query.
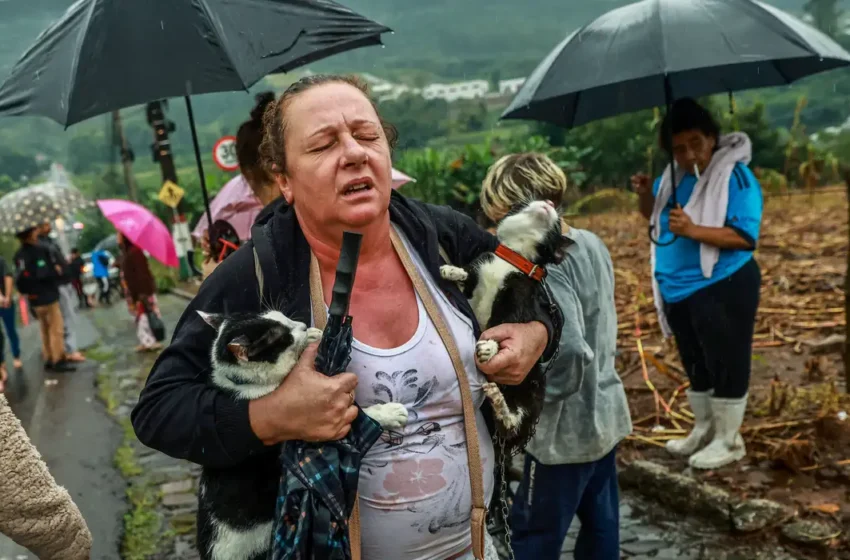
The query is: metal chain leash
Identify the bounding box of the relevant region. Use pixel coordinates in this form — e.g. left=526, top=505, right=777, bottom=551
left=497, top=435, right=515, bottom=560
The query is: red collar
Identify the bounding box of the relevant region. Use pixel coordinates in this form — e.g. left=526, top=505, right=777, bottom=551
left=494, top=244, right=547, bottom=282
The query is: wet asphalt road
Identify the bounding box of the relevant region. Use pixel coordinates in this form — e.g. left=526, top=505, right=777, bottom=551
left=0, top=302, right=126, bottom=560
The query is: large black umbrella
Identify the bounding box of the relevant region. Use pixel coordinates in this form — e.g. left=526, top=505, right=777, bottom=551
left=501, top=0, right=850, bottom=233
left=272, top=231, right=383, bottom=560
left=503, top=0, right=850, bottom=129
left=0, top=0, right=390, bottom=227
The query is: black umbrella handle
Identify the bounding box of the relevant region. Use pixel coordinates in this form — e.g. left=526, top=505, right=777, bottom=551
left=328, top=232, right=362, bottom=319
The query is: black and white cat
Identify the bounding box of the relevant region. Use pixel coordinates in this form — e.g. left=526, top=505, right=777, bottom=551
left=440, top=200, right=569, bottom=453
left=196, top=310, right=408, bottom=560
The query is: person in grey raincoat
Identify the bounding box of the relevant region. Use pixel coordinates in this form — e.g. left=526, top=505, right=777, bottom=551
left=480, top=152, right=631, bottom=560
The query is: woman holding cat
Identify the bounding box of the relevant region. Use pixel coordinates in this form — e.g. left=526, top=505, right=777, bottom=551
left=133, top=74, right=560, bottom=560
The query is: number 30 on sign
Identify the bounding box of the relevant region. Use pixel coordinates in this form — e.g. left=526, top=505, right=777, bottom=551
left=213, top=136, right=239, bottom=172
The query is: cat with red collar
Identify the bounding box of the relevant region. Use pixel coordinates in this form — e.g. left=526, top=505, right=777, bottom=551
left=440, top=200, right=570, bottom=454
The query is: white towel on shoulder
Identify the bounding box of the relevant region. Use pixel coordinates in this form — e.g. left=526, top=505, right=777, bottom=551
left=650, top=131, right=753, bottom=337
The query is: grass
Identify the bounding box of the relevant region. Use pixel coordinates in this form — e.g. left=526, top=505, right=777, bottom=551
left=117, top=417, right=161, bottom=560
left=121, top=484, right=163, bottom=560
left=114, top=418, right=143, bottom=478
left=86, top=344, right=117, bottom=363
left=94, top=350, right=166, bottom=560
left=96, top=369, right=119, bottom=415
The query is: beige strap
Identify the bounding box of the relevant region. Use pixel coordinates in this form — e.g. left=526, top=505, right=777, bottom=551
left=308, top=232, right=486, bottom=560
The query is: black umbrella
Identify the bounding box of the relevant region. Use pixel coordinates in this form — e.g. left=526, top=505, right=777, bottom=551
left=272, top=231, right=383, bottom=560
left=501, top=0, right=850, bottom=239
left=0, top=0, right=390, bottom=228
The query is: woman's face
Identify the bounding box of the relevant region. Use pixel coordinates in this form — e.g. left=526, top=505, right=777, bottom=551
left=277, top=83, right=393, bottom=232
left=670, top=129, right=716, bottom=175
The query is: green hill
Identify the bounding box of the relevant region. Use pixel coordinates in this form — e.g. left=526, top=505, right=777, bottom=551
left=0, top=0, right=843, bottom=187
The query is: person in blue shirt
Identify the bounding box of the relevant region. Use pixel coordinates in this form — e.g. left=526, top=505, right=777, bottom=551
left=631, top=98, right=762, bottom=470
left=90, top=249, right=112, bottom=306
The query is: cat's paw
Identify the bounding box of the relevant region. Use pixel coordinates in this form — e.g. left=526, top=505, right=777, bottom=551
left=476, top=339, right=499, bottom=363
left=440, top=265, right=468, bottom=283
left=482, top=382, right=502, bottom=401
left=306, top=328, right=323, bottom=344
left=364, top=403, right=409, bottom=431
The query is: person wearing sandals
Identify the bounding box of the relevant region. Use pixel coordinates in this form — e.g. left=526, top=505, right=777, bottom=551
left=480, top=152, right=632, bottom=560
left=38, top=222, right=85, bottom=363
left=14, top=227, right=75, bottom=373
left=118, top=232, right=162, bottom=352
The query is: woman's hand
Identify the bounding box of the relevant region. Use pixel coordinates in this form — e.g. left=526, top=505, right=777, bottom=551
left=249, top=343, right=359, bottom=445
left=631, top=172, right=655, bottom=220
left=0, top=365, right=7, bottom=393
left=668, top=205, right=695, bottom=237
left=630, top=172, right=652, bottom=195
left=476, top=322, right=548, bottom=385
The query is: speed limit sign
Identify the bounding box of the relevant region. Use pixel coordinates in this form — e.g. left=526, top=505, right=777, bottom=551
left=213, top=135, right=239, bottom=172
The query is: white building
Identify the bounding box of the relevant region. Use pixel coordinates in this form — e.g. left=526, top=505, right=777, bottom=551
left=422, top=80, right=490, bottom=102
left=498, top=78, right=525, bottom=96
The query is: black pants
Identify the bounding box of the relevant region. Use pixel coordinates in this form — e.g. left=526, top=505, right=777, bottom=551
left=663, top=258, right=761, bottom=399
left=98, top=277, right=111, bottom=305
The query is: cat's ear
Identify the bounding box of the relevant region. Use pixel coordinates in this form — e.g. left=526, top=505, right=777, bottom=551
left=197, top=310, right=224, bottom=330
left=227, top=335, right=251, bottom=362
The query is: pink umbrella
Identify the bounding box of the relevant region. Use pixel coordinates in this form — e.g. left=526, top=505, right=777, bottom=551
left=97, top=199, right=179, bottom=268
left=392, top=167, right=415, bottom=189
left=192, top=175, right=261, bottom=241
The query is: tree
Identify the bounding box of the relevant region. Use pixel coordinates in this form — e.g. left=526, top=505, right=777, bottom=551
left=804, top=0, right=843, bottom=38
left=378, top=94, right=450, bottom=150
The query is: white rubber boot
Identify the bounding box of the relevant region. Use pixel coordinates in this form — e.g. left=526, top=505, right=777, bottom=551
left=689, top=394, right=748, bottom=470
left=666, top=390, right=713, bottom=457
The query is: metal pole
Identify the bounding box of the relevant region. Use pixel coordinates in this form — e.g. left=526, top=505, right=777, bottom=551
left=184, top=96, right=214, bottom=231
left=112, top=110, right=138, bottom=202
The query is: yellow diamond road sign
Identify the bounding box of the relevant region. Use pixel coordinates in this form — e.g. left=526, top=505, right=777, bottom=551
left=158, top=180, right=184, bottom=209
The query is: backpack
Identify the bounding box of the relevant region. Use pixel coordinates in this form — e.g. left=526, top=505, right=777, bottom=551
left=15, top=247, right=58, bottom=295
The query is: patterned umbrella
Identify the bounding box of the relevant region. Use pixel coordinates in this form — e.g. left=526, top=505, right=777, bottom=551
left=0, top=183, right=93, bottom=235
left=272, top=231, right=383, bottom=560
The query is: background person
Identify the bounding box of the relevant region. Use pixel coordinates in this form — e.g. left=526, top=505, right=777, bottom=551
left=630, top=97, right=762, bottom=470
left=14, top=227, right=74, bottom=373
left=91, top=248, right=112, bottom=305
left=201, top=91, right=284, bottom=279
left=480, top=153, right=631, bottom=560
left=68, top=248, right=90, bottom=308
left=0, top=255, right=22, bottom=372
left=38, top=223, right=84, bottom=362
left=117, top=232, right=161, bottom=352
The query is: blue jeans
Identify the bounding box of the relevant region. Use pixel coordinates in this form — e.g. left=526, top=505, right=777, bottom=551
left=511, top=447, right=620, bottom=560
left=0, top=303, right=21, bottom=360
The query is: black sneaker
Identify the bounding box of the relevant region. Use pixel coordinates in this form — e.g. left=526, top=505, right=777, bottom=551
left=47, top=361, right=76, bottom=373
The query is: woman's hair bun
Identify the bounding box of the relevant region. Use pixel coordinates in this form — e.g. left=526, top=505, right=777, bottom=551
left=251, top=91, right=276, bottom=124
